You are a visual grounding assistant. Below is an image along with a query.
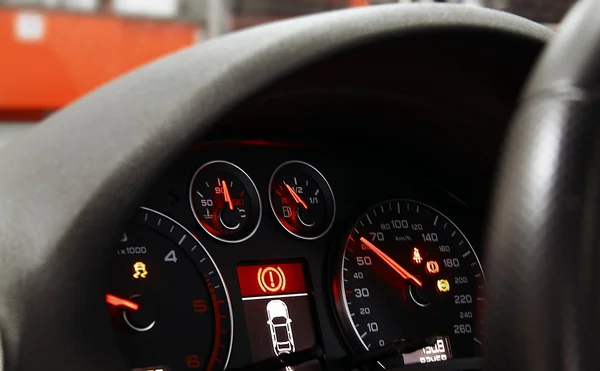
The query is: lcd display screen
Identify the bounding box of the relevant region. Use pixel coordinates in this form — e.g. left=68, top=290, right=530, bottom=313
left=237, top=262, right=320, bottom=371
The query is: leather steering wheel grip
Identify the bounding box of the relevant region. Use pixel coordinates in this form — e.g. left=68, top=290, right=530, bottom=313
left=485, top=1, right=600, bottom=370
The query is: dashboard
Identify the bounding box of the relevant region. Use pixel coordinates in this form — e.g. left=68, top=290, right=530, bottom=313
left=98, top=15, right=550, bottom=371
left=0, top=5, right=555, bottom=371
left=106, top=142, right=486, bottom=371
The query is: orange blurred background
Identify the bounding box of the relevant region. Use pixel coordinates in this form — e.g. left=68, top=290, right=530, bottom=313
left=0, top=8, right=197, bottom=120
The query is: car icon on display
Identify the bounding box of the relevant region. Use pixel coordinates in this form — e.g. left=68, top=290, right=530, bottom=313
left=266, top=300, right=296, bottom=356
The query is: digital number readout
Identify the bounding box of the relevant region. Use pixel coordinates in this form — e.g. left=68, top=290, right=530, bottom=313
left=402, top=336, right=452, bottom=365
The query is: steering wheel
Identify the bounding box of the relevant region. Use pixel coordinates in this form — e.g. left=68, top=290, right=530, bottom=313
left=0, top=2, right=590, bottom=371
left=484, top=0, right=600, bottom=370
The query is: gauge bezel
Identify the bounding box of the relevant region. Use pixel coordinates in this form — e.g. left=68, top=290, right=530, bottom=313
left=268, top=160, right=336, bottom=240
left=189, top=160, right=262, bottom=243
left=331, top=198, right=485, bottom=369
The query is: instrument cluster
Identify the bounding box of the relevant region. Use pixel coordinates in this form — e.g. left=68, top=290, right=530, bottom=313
left=107, top=141, right=485, bottom=371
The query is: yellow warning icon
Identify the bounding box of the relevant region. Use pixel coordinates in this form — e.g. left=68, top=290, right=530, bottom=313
left=133, top=262, right=148, bottom=279
left=437, top=279, right=450, bottom=293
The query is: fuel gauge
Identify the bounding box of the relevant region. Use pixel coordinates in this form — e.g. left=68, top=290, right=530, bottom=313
left=190, top=161, right=261, bottom=243
left=269, top=161, right=335, bottom=240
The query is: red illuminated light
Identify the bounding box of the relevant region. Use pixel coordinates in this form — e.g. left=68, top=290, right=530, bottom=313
left=426, top=261, right=440, bottom=274
left=237, top=263, right=307, bottom=297
left=412, top=247, right=423, bottom=264
left=257, top=266, right=286, bottom=292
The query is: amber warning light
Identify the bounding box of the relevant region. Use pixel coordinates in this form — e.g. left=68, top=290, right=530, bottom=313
left=237, top=262, right=307, bottom=297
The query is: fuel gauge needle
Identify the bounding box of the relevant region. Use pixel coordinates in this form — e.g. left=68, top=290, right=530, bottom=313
left=285, top=184, right=308, bottom=209
left=222, top=180, right=234, bottom=210
left=359, top=237, right=423, bottom=287
left=106, top=294, right=139, bottom=311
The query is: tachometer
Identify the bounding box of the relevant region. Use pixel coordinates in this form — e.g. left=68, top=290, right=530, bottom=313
left=333, top=200, right=485, bottom=369
left=107, top=207, right=233, bottom=371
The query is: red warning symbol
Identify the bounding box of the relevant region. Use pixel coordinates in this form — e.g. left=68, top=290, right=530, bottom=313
left=257, top=266, right=287, bottom=293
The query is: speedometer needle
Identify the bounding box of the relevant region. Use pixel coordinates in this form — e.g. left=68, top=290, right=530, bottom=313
left=222, top=180, right=234, bottom=210
left=285, top=184, right=308, bottom=209
left=359, top=237, right=423, bottom=287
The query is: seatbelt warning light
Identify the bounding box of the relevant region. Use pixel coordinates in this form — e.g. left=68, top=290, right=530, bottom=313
left=412, top=248, right=423, bottom=264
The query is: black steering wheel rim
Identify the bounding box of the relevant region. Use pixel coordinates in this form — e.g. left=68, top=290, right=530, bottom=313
left=0, top=4, right=553, bottom=371
left=485, top=0, right=600, bottom=370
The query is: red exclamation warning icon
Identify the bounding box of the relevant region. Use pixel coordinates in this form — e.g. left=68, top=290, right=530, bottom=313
left=258, top=266, right=287, bottom=293
left=269, top=270, right=275, bottom=288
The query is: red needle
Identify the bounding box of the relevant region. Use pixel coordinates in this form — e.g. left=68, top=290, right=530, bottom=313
left=359, top=237, right=423, bottom=287
left=285, top=184, right=308, bottom=209
left=106, top=294, right=139, bottom=311
left=222, top=180, right=234, bottom=210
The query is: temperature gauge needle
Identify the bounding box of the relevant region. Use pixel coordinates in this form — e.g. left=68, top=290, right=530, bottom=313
left=222, top=180, right=234, bottom=210
left=359, top=237, right=423, bottom=287
left=285, top=184, right=308, bottom=209
left=106, top=294, right=139, bottom=311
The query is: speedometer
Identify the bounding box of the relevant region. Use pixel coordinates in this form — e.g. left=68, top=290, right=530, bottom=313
left=333, top=199, right=485, bottom=369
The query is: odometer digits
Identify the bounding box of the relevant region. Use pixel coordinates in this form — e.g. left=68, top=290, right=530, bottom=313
left=334, top=200, right=485, bottom=369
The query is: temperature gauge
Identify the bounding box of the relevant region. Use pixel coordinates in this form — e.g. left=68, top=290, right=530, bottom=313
left=269, top=161, right=335, bottom=240
left=190, top=161, right=261, bottom=243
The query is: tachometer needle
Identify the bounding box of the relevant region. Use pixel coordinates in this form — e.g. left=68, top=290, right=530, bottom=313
left=106, top=294, right=139, bottom=311
left=359, top=237, right=423, bottom=287
left=285, top=184, right=308, bottom=209
left=222, top=180, right=234, bottom=210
